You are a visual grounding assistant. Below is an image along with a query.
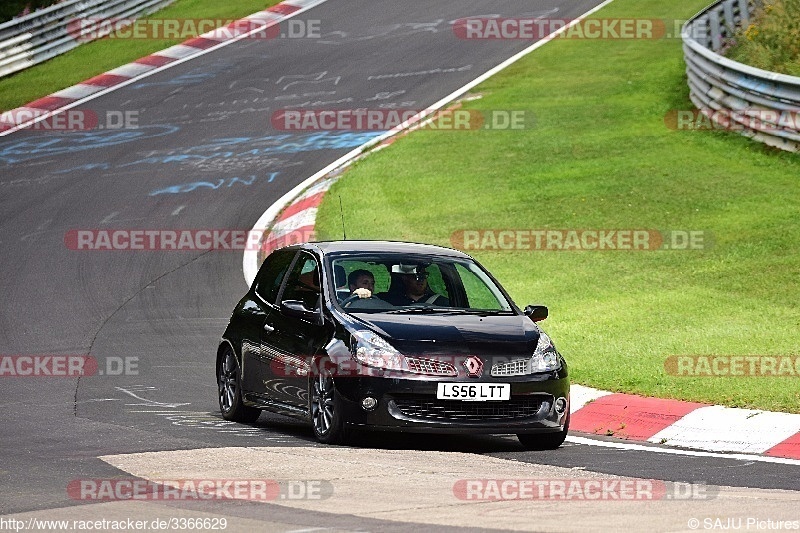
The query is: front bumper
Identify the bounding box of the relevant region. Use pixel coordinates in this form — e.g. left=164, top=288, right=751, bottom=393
left=333, top=372, right=569, bottom=434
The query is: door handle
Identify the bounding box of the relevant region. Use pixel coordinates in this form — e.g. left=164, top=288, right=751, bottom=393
left=263, top=323, right=275, bottom=333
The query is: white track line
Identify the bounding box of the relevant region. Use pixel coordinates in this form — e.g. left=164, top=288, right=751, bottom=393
left=567, top=436, right=800, bottom=466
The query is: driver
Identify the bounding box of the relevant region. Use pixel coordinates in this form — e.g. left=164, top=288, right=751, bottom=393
left=380, top=264, right=449, bottom=306
left=348, top=269, right=375, bottom=299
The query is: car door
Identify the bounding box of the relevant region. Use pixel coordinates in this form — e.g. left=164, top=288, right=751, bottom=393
left=241, top=248, right=297, bottom=396
left=261, top=251, right=329, bottom=410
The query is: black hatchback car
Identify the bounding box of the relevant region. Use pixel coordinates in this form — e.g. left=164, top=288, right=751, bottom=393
left=216, top=241, right=569, bottom=449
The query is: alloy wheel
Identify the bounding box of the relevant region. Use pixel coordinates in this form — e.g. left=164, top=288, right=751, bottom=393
left=311, top=371, right=335, bottom=435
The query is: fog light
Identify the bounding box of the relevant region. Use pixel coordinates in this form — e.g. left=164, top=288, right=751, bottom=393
left=361, top=396, right=377, bottom=410
left=554, top=397, right=567, bottom=415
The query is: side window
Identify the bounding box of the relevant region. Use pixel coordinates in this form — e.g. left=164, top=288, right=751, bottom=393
left=281, top=253, right=320, bottom=310
left=425, top=264, right=449, bottom=299
left=454, top=263, right=508, bottom=310
left=254, top=249, right=296, bottom=305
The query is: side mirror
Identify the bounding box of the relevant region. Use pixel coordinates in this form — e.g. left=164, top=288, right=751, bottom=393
left=281, top=300, right=324, bottom=326
left=523, top=304, right=548, bottom=322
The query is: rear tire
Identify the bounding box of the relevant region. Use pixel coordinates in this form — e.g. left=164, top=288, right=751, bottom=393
left=217, top=345, right=261, bottom=423
left=517, top=412, right=569, bottom=450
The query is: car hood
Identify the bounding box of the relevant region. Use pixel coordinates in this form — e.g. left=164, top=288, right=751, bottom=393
left=348, top=312, right=541, bottom=358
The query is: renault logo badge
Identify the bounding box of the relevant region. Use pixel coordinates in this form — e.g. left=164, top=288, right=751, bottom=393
left=463, top=356, right=483, bottom=378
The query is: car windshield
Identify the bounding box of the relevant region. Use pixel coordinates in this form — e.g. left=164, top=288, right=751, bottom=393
left=328, top=253, right=515, bottom=314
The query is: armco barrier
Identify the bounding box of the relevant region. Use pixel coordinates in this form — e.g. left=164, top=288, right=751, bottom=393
left=682, top=0, right=800, bottom=152
left=0, top=0, right=176, bottom=78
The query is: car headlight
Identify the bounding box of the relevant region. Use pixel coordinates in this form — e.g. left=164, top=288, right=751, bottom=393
left=530, top=331, right=561, bottom=372
left=350, top=330, right=406, bottom=371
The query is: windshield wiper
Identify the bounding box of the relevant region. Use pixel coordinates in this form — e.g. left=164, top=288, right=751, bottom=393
left=455, top=309, right=514, bottom=316
left=385, top=307, right=458, bottom=314
left=385, top=307, right=512, bottom=316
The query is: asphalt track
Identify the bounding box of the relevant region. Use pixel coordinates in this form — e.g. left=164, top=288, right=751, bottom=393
left=1, top=0, right=798, bottom=530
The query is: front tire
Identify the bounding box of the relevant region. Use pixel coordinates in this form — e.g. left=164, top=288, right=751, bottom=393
left=217, top=345, right=261, bottom=423
left=310, top=366, right=350, bottom=444
left=517, top=412, right=569, bottom=450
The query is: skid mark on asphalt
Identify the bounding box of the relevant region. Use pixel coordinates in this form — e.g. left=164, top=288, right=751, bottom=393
left=100, top=212, right=119, bottom=224
left=126, top=409, right=311, bottom=444
left=312, top=6, right=562, bottom=46
left=117, top=386, right=191, bottom=408
left=315, top=18, right=455, bottom=45
left=114, top=387, right=310, bottom=443
left=276, top=72, right=340, bottom=91
left=20, top=218, right=53, bottom=242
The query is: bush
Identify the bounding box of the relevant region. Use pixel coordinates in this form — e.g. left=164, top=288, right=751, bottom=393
left=726, top=0, right=800, bottom=76
left=0, top=1, right=62, bottom=24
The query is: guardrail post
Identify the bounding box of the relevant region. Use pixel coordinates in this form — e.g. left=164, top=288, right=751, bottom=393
left=722, top=0, right=736, bottom=35
left=737, top=0, right=751, bottom=25
left=708, top=10, right=722, bottom=51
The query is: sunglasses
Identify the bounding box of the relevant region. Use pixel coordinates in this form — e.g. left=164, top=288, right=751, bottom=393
left=401, top=272, right=429, bottom=281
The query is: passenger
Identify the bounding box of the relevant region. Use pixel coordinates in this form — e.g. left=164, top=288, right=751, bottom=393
left=379, top=265, right=449, bottom=306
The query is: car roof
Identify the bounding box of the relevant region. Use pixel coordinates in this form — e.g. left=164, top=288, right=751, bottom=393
left=300, top=240, right=472, bottom=258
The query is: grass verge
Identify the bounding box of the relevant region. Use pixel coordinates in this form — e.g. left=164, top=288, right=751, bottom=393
left=0, top=0, right=278, bottom=112
left=315, top=0, right=800, bottom=412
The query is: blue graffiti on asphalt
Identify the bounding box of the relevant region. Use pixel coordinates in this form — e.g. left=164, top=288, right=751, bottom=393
left=120, top=131, right=386, bottom=167
left=130, top=67, right=223, bottom=90
left=0, top=125, right=180, bottom=165
left=53, top=163, right=111, bottom=174
left=149, top=172, right=278, bottom=196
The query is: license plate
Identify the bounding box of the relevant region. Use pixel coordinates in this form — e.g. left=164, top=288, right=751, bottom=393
left=436, top=383, right=510, bottom=401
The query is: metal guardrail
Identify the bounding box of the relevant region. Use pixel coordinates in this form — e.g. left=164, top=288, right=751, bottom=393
left=682, top=0, right=800, bottom=152
left=0, top=0, right=176, bottom=78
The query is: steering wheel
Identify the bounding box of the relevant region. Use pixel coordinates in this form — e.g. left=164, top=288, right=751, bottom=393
left=341, top=293, right=376, bottom=308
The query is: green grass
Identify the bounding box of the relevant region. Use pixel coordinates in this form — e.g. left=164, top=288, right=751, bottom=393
left=0, top=0, right=278, bottom=112
left=315, top=0, right=800, bottom=413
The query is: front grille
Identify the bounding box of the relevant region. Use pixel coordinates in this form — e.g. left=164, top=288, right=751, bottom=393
left=491, top=359, right=529, bottom=377
left=406, top=357, right=458, bottom=377
left=392, top=395, right=545, bottom=421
